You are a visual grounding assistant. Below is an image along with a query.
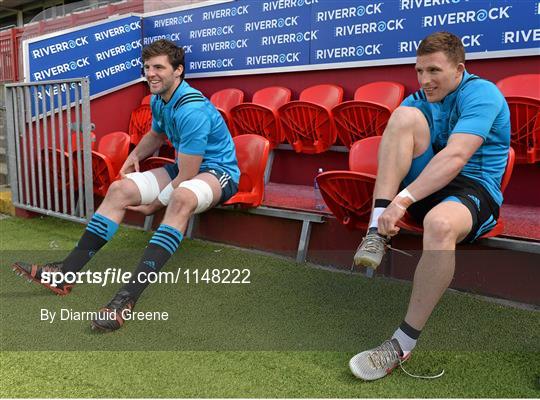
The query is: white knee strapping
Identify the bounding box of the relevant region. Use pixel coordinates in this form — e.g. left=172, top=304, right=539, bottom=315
left=125, top=171, right=161, bottom=204
left=178, top=179, right=214, bottom=214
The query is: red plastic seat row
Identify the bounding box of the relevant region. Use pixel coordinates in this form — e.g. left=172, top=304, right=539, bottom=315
left=317, top=136, right=515, bottom=239
left=496, top=74, right=540, bottom=164
left=213, top=82, right=404, bottom=154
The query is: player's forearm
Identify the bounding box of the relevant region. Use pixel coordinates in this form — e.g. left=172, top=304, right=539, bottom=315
left=132, top=131, right=164, bottom=160
left=170, top=157, right=202, bottom=188
left=405, top=149, right=467, bottom=203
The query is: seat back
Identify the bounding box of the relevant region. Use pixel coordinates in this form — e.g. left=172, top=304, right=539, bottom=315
left=354, top=81, right=405, bottom=110
left=332, top=82, right=404, bottom=148
left=348, top=136, right=381, bottom=175
left=279, top=84, right=343, bottom=153
left=230, top=87, right=291, bottom=147
left=91, top=151, right=115, bottom=197
left=496, top=74, right=540, bottom=100
left=210, top=88, right=244, bottom=114
left=501, top=146, right=515, bottom=194
left=128, top=104, right=152, bottom=145
left=70, top=131, right=96, bottom=152
left=299, top=84, right=343, bottom=110
left=225, top=134, right=270, bottom=207
left=252, top=86, right=292, bottom=110
left=97, top=131, right=130, bottom=175
left=141, top=94, right=152, bottom=105
left=497, top=75, right=540, bottom=164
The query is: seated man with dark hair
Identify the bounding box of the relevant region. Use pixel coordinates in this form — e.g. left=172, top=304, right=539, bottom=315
left=13, top=39, right=240, bottom=332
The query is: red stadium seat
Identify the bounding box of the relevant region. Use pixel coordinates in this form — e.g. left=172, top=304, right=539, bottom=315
left=318, top=136, right=515, bottom=239
left=128, top=104, right=152, bottom=146
left=497, top=74, right=540, bottom=164
left=316, top=136, right=380, bottom=230
left=70, top=131, right=96, bottom=152
left=91, top=131, right=130, bottom=197
left=224, top=134, right=270, bottom=207
left=39, top=147, right=79, bottom=196
left=230, top=86, right=291, bottom=148
left=210, top=88, right=244, bottom=131
left=496, top=74, right=540, bottom=99
left=332, top=81, right=404, bottom=148
left=141, top=94, right=152, bottom=105
left=278, top=84, right=343, bottom=153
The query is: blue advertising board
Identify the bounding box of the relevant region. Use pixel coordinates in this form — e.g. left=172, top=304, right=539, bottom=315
left=143, top=0, right=313, bottom=76
left=23, top=15, right=143, bottom=99
left=23, top=0, right=540, bottom=86
left=143, top=0, right=540, bottom=77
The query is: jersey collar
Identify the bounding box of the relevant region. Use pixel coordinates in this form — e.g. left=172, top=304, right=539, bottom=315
left=440, top=69, right=471, bottom=107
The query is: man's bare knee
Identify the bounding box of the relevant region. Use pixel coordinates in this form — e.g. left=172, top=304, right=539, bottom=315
left=423, top=214, right=457, bottom=244
left=167, top=189, right=197, bottom=218
left=105, top=179, right=140, bottom=206
left=385, top=107, right=430, bottom=157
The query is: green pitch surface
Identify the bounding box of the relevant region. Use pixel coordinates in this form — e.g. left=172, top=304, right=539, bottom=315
left=1, top=216, right=539, bottom=397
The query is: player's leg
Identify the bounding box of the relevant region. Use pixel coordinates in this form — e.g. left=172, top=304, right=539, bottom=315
left=354, top=106, right=432, bottom=268
left=92, top=171, right=233, bottom=332
left=349, top=200, right=473, bottom=381
left=12, top=168, right=171, bottom=295
left=403, top=201, right=472, bottom=330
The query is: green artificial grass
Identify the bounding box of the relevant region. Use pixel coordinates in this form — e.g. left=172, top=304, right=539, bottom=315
left=0, top=216, right=539, bottom=397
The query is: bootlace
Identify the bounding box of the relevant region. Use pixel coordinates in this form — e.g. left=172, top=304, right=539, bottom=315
left=107, top=290, right=134, bottom=310
left=42, top=262, right=63, bottom=273
left=361, top=233, right=387, bottom=254
left=369, top=340, right=445, bottom=380
left=368, top=340, right=400, bottom=369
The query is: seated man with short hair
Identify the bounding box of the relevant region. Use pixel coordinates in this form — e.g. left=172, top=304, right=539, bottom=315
left=13, top=39, right=240, bottom=332
left=349, top=31, right=510, bottom=380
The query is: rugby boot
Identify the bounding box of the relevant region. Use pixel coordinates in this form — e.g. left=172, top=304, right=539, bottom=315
left=11, top=261, right=73, bottom=296
left=91, top=289, right=136, bottom=333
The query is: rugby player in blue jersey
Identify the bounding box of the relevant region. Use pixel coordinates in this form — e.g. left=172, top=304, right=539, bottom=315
left=349, top=32, right=510, bottom=380
left=13, top=39, right=239, bottom=332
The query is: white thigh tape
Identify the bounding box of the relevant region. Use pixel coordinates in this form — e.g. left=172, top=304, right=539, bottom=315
left=158, top=182, right=174, bottom=206
left=178, top=179, right=214, bottom=214
left=125, top=171, right=161, bottom=204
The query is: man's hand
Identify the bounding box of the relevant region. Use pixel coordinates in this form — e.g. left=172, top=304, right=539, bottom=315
left=126, top=198, right=164, bottom=216
left=377, top=202, right=406, bottom=237
left=119, top=154, right=140, bottom=178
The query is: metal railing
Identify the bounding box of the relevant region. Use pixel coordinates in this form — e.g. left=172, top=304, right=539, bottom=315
left=4, top=78, right=94, bottom=223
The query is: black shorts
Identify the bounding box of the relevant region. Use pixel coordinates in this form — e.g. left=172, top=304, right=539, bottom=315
left=405, top=175, right=500, bottom=243
left=163, top=163, right=238, bottom=204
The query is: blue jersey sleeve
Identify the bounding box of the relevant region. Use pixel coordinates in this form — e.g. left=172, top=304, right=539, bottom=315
left=400, top=94, right=415, bottom=107
left=452, top=81, right=504, bottom=140
left=175, top=108, right=211, bottom=156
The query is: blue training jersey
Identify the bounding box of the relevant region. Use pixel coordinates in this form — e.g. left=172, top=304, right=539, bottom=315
left=401, top=70, right=511, bottom=205
left=150, top=80, right=240, bottom=184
